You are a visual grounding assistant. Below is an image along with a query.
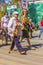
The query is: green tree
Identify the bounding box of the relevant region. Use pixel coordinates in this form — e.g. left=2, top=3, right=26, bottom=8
left=0, top=10, right=5, bottom=21
left=12, top=0, right=20, bottom=7
left=12, top=0, right=20, bottom=3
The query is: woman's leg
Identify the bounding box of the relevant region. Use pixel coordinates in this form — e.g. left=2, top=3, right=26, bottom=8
left=26, top=38, right=32, bottom=49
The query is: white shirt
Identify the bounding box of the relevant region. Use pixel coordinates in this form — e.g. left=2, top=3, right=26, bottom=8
left=1, top=16, right=9, bottom=28
left=8, top=17, right=23, bottom=37
left=8, top=17, right=17, bottom=37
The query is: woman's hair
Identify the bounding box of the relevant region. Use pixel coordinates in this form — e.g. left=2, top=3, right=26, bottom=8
left=4, top=12, right=8, bottom=15
left=21, top=10, right=28, bottom=16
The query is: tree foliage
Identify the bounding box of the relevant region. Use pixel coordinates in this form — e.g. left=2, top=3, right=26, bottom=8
left=0, top=0, right=20, bottom=21
left=0, top=10, right=5, bottom=21
left=12, top=0, right=20, bottom=3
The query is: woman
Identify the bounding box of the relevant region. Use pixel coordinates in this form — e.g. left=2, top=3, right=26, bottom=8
left=20, top=8, right=32, bottom=49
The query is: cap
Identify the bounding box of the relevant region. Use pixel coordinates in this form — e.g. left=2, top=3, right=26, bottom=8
left=13, top=11, right=18, bottom=16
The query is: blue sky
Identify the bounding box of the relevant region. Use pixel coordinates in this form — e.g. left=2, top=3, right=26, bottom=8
left=5, top=0, right=11, bottom=2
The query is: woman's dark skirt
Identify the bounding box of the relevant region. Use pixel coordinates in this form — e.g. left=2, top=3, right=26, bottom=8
left=22, top=30, right=29, bottom=38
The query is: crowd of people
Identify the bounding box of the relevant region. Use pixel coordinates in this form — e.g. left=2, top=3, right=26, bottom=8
left=0, top=7, right=43, bottom=55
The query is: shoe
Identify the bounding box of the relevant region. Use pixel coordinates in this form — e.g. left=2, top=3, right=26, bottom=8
left=8, top=50, right=14, bottom=53
left=29, top=47, right=36, bottom=50
left=20, top=51, right=26, bottom=55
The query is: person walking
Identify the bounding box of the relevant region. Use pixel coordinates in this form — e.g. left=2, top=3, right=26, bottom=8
left=38, top=17, right=43, bottom=38
left=28, top=19, right=34, bottom=38
left=8, top=11, right=25, bottom=55
left=1, top=12, right=10, bottom=45
left=20, top=7, right=32, bottom=49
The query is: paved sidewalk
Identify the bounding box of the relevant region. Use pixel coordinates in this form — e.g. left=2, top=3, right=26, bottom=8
left=0, top=31, right=43, bottom=65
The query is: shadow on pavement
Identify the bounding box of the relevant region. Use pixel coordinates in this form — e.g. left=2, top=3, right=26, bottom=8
left=0, top=44, right=10, bottom=47
left=23, top=43, right=43, bottom=51
left=30, top=35, right=39, bottom=38
left=32, top=43, right=43, bottom=48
